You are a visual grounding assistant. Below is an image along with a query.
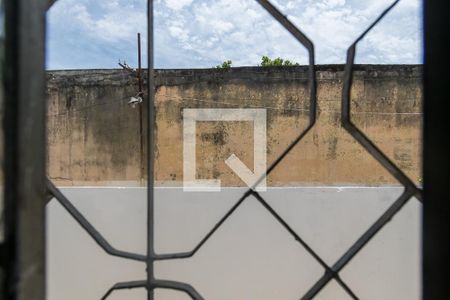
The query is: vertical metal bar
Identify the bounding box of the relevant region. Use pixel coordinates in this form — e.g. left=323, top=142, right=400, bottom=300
left=137, top=32, right=143, bottom=94
left=147, top=0, right=155, bottom=299
left=423, top=0, right=450, bottom=299
left=138, top=32, right=145, bottom=183
left=2, top=0, right=47, bottom=299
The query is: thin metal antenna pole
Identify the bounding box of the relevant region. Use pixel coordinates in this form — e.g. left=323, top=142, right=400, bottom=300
left=137, top=32, right=143, bottom=94
left=138, top=32, right=145, bottom=183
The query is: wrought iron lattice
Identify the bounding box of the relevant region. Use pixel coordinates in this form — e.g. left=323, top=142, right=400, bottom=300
left=45, top=0, right=423, bottom=299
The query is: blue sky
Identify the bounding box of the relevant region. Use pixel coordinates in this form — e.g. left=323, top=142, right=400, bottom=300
left=46, top=0, right=422, bottom=70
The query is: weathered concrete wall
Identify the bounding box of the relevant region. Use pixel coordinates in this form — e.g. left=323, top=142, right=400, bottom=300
left=47, top=70, right=143, bottom=185
left=46, top=65, right=422, bottom=186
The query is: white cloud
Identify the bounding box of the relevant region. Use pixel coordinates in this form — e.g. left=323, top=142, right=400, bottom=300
left=153, top=0, right=422, bottom=67
left=324, top=0, right=346, bottom=8
left=49, top=0, right=146, bottom=42
left=47, top=0, right=423, bottom=69
left=164, top=0, right=193, bottom=10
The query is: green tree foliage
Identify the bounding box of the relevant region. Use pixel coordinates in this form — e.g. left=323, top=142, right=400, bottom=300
left=214, top=57, right=299, bottom=68
left=216, top=60, right=232, bottom=69
left=260, top=55, right=299, bottom=66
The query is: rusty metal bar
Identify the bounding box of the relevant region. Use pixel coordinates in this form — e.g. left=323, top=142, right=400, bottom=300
left=118, top=61, right=135, bottom=73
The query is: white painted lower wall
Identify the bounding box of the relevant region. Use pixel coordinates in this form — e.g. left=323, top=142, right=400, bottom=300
left=46, top=187, right=421, bottom=300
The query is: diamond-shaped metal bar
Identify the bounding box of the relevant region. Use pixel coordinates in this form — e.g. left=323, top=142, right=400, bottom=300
left=301, top=187, right=415, bottom=299
left=301, top=1, right=423, bottom=298
left=255, top=0, right=316, bottom=179
left=101, top=280, right=146, bottom=300
left=153, top=190, right=252, bottom=261
left=101, top=279, right=203, bottom=300
left=341, top=0, right=423, bottom=202
left=153, top=279, right=204, bottom=300
left=144, top=1, right=350, bottom=300
left=46, top=180, right=146, bottom=262
left=251, top=191, right=359, bottom=300
left=47, top=1, right=421, bottom=299
left=150, top=0, right=318, bottom=262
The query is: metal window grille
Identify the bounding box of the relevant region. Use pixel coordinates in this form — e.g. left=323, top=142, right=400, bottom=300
left=44, top=0, right=424, bottom=299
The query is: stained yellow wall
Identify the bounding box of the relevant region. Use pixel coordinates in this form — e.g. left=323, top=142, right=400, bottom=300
left=47, top=66, right=422, bottom=186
